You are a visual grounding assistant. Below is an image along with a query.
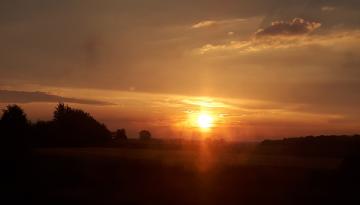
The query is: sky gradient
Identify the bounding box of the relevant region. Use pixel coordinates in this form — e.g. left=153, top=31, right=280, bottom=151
left=1, top=0, right=360, bottom=140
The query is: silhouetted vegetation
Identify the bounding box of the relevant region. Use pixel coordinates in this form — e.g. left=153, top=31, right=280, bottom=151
left=257, top=135, right=360, bottom=157
left=51, top=103, right=111, bottom=146
left=139, top=130, right=152, bottom=140
left=0, top=103, right=115, bottom=147
left=0, top=105, right=31, bottom=203
left=113, top=128, right=127, bottom=140
left=0, top=105, right=30, bottom=151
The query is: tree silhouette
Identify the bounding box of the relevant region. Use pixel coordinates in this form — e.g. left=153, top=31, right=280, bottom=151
left=50, top=103, right=111, bottom=146
left=139, top=130, right=151, bottom=140
left=1, top=104, right=29, bottom=131
left=113, top=129, right=127, bottom=140
left=0, top=104, right=30, bottom=155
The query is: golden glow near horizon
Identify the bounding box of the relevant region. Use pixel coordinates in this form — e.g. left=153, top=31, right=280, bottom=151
left=3, top=86, right=360, bottom=140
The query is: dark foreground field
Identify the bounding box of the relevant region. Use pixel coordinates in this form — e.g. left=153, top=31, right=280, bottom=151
left=3, top=141, right=360, bottom=205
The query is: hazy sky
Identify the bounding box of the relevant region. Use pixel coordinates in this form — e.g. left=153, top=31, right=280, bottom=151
left=1, top=0, right=360, bottom=140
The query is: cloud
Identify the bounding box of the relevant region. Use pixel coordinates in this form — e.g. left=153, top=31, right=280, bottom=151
left=181, top=98, right=236, bottom=109
left=193, top=18, right=330, bottom=55
left=192, top=20, right=217, bottom=29
left=255, top=18, right=321, bottom=37
left=191, top=18, right=247, bottom=29
left=0, top=90, right=114, bottom=105
left=195, top=30, right=360, bottom=55
left=321, top=6, right=336, bottom=12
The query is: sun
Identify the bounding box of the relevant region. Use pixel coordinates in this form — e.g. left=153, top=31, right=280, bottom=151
left=197, top=113, right=214, bottom=129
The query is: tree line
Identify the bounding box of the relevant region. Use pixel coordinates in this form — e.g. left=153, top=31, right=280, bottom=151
left=257, top=135, right=360, bottom=157
left=0, top=103, right=152, bottom=148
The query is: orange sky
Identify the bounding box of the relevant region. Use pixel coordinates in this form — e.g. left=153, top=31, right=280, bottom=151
left=1, top=1, right=360, bottom=140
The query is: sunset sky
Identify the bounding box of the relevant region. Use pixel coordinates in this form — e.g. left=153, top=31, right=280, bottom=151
left=1, top=0, right=360, bottom=140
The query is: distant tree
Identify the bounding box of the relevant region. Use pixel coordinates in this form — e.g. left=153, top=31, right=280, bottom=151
left=1, top=104, right=29, bottom=139
left=139, top=130, right=151, bottom=140
left=0, top=104, right=30, bottom=154
left=113, top=129, right=127, bottom=140
left=51, top=103, right=111, bottom=146
left=53, top=103, right=70, bottom=122
left=1, top=104, right=29, bottom=131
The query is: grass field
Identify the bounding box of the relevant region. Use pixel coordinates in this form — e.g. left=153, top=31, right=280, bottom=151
left=11, top=142, right=348, bottom=205
left=34, top=146, right=342, bottom=170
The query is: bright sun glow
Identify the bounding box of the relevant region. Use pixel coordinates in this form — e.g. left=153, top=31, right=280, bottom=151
left=197, top=113, right=214, bottom=129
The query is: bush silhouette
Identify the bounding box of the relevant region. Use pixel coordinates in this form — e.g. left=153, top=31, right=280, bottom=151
left=139, top=130, right=151, bottom=140
left=113, top=129, right=127, bottom=140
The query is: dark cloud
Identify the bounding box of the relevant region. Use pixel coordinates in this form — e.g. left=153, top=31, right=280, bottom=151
left=0, top=90, right=113, bottom=105
left=255, top=18, right=321, bottom=37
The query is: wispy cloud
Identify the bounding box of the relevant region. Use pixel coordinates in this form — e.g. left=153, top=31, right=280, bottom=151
left=321, top=6, right=336, bottom=12
left=0, top=90, right=114, bottom=105
left=181, top=98, right=236, bottom=109
left=195, top=30, right=360, bottom=55
left=192, top=20, right=217, bottom=29
left=191, top=18, right=247, bottom=29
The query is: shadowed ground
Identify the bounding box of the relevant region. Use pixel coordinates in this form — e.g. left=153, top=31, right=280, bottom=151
left=10, top=143, right=354, bottom=205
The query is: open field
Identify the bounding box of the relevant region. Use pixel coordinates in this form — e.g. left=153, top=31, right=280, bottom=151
left=6, top=142, right=353, bottom=205
left=34, top=146, right=343, bottom=170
